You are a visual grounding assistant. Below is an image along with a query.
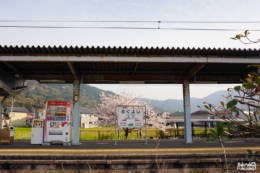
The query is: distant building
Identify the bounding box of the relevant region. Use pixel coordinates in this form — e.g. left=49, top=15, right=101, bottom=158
left=191, top=110, right=211, bottom=119
left=80, top=107, right=97, bottom=128
left=215, top=109, right=233, bottom=119
left=5, top=107, right=30, bottom=127
left=168, top=110, right=213, bottom=119
left=167, top=110, right=217, bottom=127
left=168, top=111, right=184, bottom=119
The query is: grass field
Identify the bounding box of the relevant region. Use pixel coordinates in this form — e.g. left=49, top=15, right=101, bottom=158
left=12, top=126, right=216, bottom=141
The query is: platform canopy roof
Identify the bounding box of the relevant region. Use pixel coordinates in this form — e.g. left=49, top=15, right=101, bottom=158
left=0, top=45, right=259, bottom=98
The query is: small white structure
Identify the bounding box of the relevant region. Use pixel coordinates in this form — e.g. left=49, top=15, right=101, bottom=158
left=31, top=119, right=44, bottom=144
left=80, top=107, right=97, bottom=128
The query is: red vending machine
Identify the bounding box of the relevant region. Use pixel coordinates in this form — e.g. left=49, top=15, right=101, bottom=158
left=44, top=101, right=72, bottom=144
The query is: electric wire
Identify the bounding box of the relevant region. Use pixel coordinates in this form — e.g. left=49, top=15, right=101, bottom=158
left=1, top=20, right=260, bottom=23
left=0, top=25, right=259, bottom=31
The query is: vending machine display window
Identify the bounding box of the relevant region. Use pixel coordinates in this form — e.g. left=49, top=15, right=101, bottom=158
left=44, top=101, right=72, bottom=143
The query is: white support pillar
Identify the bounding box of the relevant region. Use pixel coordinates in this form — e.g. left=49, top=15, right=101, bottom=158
left=72, top=80, right=81, bottom=145
left=0, top=102, right=2, bottom=129
left=183, top=80, right=192, bottom=143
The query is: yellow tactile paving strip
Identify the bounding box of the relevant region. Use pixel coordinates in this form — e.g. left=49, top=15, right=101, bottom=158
left=0, top=147, right=260, bottom=154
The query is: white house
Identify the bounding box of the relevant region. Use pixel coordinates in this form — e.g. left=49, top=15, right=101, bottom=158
left=80, top=107, right=98, bottom=128
left=5, top=107, right=30, bottom=127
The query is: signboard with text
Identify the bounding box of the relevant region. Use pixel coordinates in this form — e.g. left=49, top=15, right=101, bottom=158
left=118, top=108, right=143, bottom=128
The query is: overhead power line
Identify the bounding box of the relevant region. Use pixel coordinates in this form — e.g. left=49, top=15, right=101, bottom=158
left=0, top=25, right=260, bottom=31
left=1, top=20, right=260, bottom=23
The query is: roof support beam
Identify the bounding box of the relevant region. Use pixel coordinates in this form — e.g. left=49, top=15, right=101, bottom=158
left=67, top=62, right=78, bottom=80
left=24, top=73, right=245, bottom=83
left=0, top=80, right=14, bottom=95
left=185, top=63, right=207, bottom=80
left=1, top=56, right=260, bottom=64
left=3, top=62, right=20, bottom=75
left=132, top=62, right=139, bottom=75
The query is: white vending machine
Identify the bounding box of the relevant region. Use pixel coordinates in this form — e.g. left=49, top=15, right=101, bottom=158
left=44, top=101, right=72, bottom=144
left=31, top=119, right=44, bottom=144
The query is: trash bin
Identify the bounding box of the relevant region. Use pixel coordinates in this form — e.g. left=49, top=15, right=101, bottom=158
left=9, top=126, right=14, bottom=143
left=0, top=128, right=10, bottom=144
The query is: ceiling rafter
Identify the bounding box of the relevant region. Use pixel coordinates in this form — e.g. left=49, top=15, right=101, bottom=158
left=67, top=62, right=78, bottom=80
left=132, top=62, right=139, bottom=75
left=185, top=63, right=207, bottom=80
left=3, top=62, right=20, bottom=75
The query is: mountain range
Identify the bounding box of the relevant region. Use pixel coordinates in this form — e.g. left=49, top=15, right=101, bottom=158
left=3, top=80, right=245, bottom=113
left=141, top=90, right=244, bottom=113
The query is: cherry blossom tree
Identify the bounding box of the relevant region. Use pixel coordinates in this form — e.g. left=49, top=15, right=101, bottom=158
left=94, top=91, right=167, bottom=140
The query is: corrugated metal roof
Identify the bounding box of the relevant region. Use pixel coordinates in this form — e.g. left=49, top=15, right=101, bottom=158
left=6, top=107, right=30, bottom=113
left=0, top=45, right=259, bottom=56
left=0, top=45, right=259, bottom=99
left=80, top=107, right=94, bottom=114
left=191, top=110, right=210, bottom=115
left=215, top=109, right=232, bottom=115
left=169, top=111, right=184, bottom=116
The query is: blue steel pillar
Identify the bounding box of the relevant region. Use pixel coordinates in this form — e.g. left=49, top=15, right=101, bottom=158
left=183, top=80, right=192, bottom=143
left=72, top=80, right=81, bottom=145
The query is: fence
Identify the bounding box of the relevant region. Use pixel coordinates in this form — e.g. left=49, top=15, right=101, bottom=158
left=79, top=128, right=188, bottom=140
left=80, top=129, right=159, bottom=140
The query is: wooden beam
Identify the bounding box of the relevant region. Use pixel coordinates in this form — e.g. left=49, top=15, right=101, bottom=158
left=132, top=62, right=139, bottom=75
left=22, top=73, right=244, bottom=84
left=3, top=62, right=19, bottom=74
left=185, top=63, right=207, bottom=80
left=67, top=62, right=78, bottom=80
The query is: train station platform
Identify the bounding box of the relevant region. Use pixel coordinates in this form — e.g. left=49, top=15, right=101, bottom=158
left=0, top=138, right=259, bottom=154
left=0, top=139, right=259, bottom=173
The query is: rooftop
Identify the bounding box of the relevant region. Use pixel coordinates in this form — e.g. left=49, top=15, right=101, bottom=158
left=1, top=45, right=258, bottom=98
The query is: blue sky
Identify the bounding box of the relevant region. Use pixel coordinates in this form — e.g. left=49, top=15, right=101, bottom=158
left=0, top=0, right=259, bottom=100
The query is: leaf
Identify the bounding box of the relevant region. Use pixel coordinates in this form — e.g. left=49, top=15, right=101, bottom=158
left=227, top=88, right=232, bottom=92
left=217, top=122, right=224, bottom=127
left=229, top=107, right=239, bottom=113
left=227, top=99, right=237, bottom=109
left=247, top=149, right=253, bottom=155
left=209, top=104, right=212, bottom=108
left=217, top=125, right=224, bottom=136
left=245, top=77, right=253, bottom=83
left=248, top=64, right=260, bottom=68
left=209, top=129, right=217, bottom=136
left=243, top=82, right=255, bottom=89
left=235, top=34, right=244, bottom=39
left=254, top=151, right=260, bottom=155
left=233, top=86, right=241, bottom=92
left=220, top=101, right=225, bottom=107
left=204, top=105, right=209, bottom=110
left=255, top=76, right=260, bottom=85
left=253, top=156, right=257, bottom=161
left=244, top=30, right=249, bottom=36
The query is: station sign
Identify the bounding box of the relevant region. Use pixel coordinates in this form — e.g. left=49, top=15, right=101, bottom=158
left=118, top=108, right=143, bottom=128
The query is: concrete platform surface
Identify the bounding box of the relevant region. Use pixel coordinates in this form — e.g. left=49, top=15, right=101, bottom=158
left=0, top=138, right=260, bottom=155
